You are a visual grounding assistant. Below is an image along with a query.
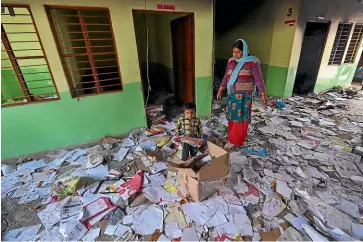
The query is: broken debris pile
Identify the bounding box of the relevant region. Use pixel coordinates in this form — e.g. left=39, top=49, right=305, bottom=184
left=2, top=90, right=363, bottom=241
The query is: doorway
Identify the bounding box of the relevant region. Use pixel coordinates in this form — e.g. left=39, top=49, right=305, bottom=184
left=293, top=21, right=330, bottom=94
left=132, top=11, right=195, bottom=120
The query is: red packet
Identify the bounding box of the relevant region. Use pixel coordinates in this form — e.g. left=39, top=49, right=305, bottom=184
left=80, top=197, right=112, bottom=223
left=216, top=234, right=233, bottom=241
left=82, top=204, right=117, bottom=229
left=118, top=170, right=144, bottom=200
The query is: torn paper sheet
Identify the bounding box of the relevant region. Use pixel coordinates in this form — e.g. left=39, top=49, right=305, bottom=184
left=233, top=213, right=253, bottom=236
left=165, top=223, right=183, bottom=239
left=104, top=225, right=118, bottom=236
left=181, top=202, right=215, bottom=226
left=1, top=164, right=16, bottom=176
left=122, top=138, right=135, bottom=147
left=85, top=153, right=103, bottom=169
left=114, top=147, right=129, bottom=161
left=277, top=227, right=304, bottom=241
left=164, top=206, right=187, bottom=228
left=60, top=219, right=88, bottom=241
left=60, top=196, right=83, bottom=227
left=276, top=180, right=292, bottom=200
left=206, top=210, right=228, bottom=228
left=82, top=228, right=100, bottom=242
left=284, top=213, right=308, bottom=233
left=17, top=159, right=46, bottom=172
left=132, top=205, right=164, bottom=235
left=333, top=197, right=361, bottom=218
left=72, top=166, right=108, bottom=180
left=351, top=222, right=363, bottom=240
left=263, top=197, right=284, bottom=220
left=143, top=186, right=180, bottom=204
left=36, top=226, right=64, bottom=241
left=37, top=203, right=61, bottom=229
left=3, top=224, right=42, bottom=242
left=302, top=224, right=328, bottom=241
left=114, top=225, right=130, bottom=239
left=143, top=172, right=166, bottom=186
left=317, top=191, right=340, bottom=204
left=122, top=215, right=133, bottom=225
left=181, top=228, right=199, bottom=241
left=216, top=214, right=237, bottom=238
left=149, top=162, right=168, bottom=174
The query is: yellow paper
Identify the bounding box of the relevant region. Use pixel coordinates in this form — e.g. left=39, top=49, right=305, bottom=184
left=163, top=181, right=178, bottom=194
left=164, top=206, right=187, bottom=228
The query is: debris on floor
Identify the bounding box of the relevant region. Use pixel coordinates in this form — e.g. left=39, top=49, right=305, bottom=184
left=1, top=88, right=363, bottom=241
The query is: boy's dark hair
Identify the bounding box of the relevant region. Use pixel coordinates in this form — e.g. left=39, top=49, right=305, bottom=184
left=184, top=102, right=196, bottom=111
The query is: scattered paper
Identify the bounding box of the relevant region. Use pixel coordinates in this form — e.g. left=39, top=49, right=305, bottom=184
left=3, top=224, right=41, bottom=241
left=233, top=213, right=253, bottom=236
left=181, top=202, right=215, bottom=226
left=122, top=138, right=135, bottom=147
left=181, top=228, right=199, bottom=241
left=37, top=203, right=61, bottom=229
left=206, top=210, right=227, bottom=228
left=114, top=147, right=129, bottom=161
left=104, top=224, right=118, bottom=236
left=132, top=205, right=164, bottom=235
left=36, top=226, right=64, bottom=241
left=150, top=162, right=168, bottom=174
left=18, top=159, right=46, bottom=172
left=165, top=223, right=183, bottom=239
left=276, top=180, right=292, bottom=199
left=122, top=215, right=134, bottom=224
left=82, top=228, right=100, bottom=242
left=143, top=172, right=166, bottom=186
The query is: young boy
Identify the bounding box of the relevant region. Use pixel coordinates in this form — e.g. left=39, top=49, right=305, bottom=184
left=175, top=103, right=203, bottom=161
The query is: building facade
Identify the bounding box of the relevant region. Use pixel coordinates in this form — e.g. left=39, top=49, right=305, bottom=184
left=216, top=0, right=363, bottom=97
left=1, top=0, right=214, bottom=160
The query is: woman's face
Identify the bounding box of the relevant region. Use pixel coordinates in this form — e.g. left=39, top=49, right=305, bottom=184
left=233, top=47, right=243, bottom=59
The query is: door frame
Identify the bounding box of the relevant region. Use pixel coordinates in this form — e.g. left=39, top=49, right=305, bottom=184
left=170, top=13, right=195, bottom=104
left=132, top=9, right=195, bottom=105
left=295, top=20, right=331, bottom=93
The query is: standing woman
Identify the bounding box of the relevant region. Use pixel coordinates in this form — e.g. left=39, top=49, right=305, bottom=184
left=217, top=39, right=267, bottom=146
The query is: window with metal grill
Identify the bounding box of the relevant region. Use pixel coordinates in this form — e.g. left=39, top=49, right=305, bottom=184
left=344, top=24, right=363, bottom=64
left=328, top=23, right=352, bottom=65
left=1, top=5, right=59, bottom=106
left=45, top=6, right=123, bottom=97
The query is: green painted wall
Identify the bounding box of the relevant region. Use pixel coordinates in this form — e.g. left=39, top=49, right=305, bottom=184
left=2, top=67, right=56, bottom=101
left=1, top=82, right=146, bottom=160
left=314, top=64, right=358, bottom=93
left=265, top=65, right=289, bottom=97
left=195, top=76, right=212, bottom=117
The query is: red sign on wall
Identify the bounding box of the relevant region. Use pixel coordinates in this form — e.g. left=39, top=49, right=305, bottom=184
left=284, top=20, right=296, bottom=26
left=157, top=4, right=176, bottom=10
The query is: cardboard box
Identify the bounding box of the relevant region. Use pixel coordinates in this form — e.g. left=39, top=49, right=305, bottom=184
left=170, top=141, right=230, bottom=201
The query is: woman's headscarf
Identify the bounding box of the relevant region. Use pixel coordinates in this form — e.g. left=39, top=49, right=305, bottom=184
left=227, top=39, right=260, bottom=94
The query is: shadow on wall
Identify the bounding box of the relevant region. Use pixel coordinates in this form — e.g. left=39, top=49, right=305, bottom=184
left=213, top=58, right=229, bottom=97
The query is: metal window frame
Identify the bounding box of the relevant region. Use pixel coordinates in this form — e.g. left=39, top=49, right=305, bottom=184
left=44, top=5, right=123, bottom=98
left=344, top=24, right=363, bottom=64
left=328, top=22, right=353, bottom=65
left=1, top=4, right=60, bottom=107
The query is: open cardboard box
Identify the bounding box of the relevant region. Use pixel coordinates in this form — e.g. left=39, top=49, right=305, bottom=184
left=169, top=141, right=230, bottom=201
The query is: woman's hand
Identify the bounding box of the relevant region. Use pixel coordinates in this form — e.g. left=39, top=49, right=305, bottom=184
left=261, top=92, right=268, bottom=106
left=216, top=87, right=224, bottom=100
